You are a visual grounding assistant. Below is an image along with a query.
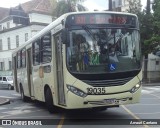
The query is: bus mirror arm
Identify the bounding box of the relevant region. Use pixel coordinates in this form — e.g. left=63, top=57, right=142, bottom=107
left=61, top=29, right=68, bottom=44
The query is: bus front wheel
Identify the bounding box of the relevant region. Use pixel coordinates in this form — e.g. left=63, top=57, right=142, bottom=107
left=45, top=88, right=55, bottom=113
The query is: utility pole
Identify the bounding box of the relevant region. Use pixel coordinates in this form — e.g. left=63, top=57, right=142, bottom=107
left=109, top=0, right=112, bottom=11
left=143, top=0, right=151, bottom=81
left=146, top=0, right=151, bottom=14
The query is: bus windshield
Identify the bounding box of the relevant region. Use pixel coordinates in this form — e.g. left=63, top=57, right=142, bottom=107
left=66, top=27, right=140, bottom=74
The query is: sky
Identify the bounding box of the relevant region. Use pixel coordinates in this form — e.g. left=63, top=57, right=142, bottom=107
left=0, top=0, right=31, bottom=8
left=0, top=0, right=147, bottom=10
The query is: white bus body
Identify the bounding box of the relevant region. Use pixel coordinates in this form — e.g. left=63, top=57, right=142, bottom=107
left=12, top=11, right=142, bottom=112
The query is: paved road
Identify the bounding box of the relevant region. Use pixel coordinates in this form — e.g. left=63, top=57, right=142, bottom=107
left=0, top=86, right=160, bottom=128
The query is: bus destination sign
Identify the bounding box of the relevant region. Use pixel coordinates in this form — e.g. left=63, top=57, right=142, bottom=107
left=66, top=14, right=137, bottom=27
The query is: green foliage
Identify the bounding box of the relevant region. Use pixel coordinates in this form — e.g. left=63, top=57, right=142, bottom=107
left=127, top=0, right=160, bottom=56
left=152, top=0, right=160, bottom=36
left=144, top=0, right=160, bottom=53
left=140, top=12, right=154, bottom=55
left=48, top=0, right=57, bottom=18
left=53, top=0, right=87, bottom=17
left=55, top=1, right=70, bottom=17
left=126, top=0, right=142, bottom=14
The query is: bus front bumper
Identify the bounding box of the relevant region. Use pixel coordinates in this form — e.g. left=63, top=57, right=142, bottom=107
left=66, top=87, right=141, bottom=109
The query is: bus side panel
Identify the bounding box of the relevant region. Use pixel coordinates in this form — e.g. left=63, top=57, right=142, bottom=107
left=12, top=56, right=19, bottom=93
left=26, top=48, right=34, bottom=97
left=55, top=34, right=66, bottom=105
left=32, top=65, right=43, bottom=101
left=41, top=64, right=55, bottom=102
left=21, top=68, right=30, bottom=97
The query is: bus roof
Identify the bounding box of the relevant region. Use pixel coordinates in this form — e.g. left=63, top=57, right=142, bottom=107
left=12, top=11, right=137, bottom=55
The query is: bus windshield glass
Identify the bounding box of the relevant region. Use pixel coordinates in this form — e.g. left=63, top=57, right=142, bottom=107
left=67, top=27, right=140, bottom=74
left=66, top=14, right=141, bottom=74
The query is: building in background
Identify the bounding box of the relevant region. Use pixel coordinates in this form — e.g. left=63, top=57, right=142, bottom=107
left=0, top=0, right=53, bottom=75
left=111, top=0, right=141, bottom=12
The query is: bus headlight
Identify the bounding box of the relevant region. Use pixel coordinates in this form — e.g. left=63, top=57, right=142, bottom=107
left=130, top=83, right=141, bottom=93
left=67, top=85, right=87, bottom=98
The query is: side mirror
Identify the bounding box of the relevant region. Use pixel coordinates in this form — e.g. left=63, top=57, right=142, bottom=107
left=61, top=29, right=67, bottom=44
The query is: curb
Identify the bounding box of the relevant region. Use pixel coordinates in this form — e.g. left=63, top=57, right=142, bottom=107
left=0, top=98, right=10, bottom=106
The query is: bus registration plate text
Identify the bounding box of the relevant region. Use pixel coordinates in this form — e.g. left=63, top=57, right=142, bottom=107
left=87, top=87, right=106, bottom=95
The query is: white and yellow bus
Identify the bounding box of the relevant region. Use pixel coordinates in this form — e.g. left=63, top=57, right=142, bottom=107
left=12, top=11, right=142, bottom=113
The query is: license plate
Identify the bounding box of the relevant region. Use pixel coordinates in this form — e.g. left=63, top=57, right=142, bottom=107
left=105, top=99, right=115, bottom=104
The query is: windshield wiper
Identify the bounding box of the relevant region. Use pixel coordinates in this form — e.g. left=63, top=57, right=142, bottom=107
left=82, top=25, right=98, bottom=41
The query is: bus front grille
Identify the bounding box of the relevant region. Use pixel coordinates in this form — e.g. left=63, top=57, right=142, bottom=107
left=82, top=77, right=133, bottom=87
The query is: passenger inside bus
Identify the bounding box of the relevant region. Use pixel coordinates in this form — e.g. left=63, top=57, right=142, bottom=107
left=72, top=34, right=89, bottom=72
left=67, top=28, right=140, bottom=73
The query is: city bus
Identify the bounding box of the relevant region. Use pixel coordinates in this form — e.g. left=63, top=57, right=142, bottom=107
left=12, top=11, right=142, bottom=113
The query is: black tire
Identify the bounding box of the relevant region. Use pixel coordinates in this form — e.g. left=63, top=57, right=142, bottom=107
left=92, top=107, right=107, bottom=112
left=20, top=86, right=29, bottom=102
left=8, top=84, right=12, bottom=90
left=45, top=88, right=58, bottom=113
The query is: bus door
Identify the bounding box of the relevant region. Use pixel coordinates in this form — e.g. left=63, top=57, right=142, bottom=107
left=54, top=34, right=66, bottom=105
left=27, top=48, right=34, bottom=97
left=13, top=56, right=19, bottom=92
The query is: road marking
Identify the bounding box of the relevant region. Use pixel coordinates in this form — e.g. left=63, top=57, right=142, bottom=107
left=57, top=115, right=65, bottom=128
left=121, top=105, right=150, bottom=128
left=134, top=112, right=160, bottom=115
left=148, top=93, right=160, bottom=100
left=127, top=104, right=160, bottom=106
left=122, top=105, right=140, bottom=120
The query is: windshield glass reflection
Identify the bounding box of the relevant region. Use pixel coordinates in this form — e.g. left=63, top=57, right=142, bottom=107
left=67, top=28, right=140, bottom=74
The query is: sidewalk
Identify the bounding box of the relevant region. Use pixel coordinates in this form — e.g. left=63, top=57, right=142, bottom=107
left=0, top=97, right=10, bottom=106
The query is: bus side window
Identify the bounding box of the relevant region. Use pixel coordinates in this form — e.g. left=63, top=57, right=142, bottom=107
left=22, top=48, right=26, bottom=68
left=32, top=39, right=41, bottom=65
left=17, top=51, right=21, bottom=68
left=41, top=33, right=52, bottom=63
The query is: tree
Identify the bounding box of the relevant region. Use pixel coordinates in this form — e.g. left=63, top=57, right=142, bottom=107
left=148, top=0, right=160, bottom=52
left=126, top=0, right=142, bottom=14
left=126, top=0, right=153, bottom=81
left=49, top=0, right=58, bottom=19
left=54, top=0, right=87, bottom=17
left=141, top=0, right=154, bottom=81
left=55, top=0, right=70, bottom=17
